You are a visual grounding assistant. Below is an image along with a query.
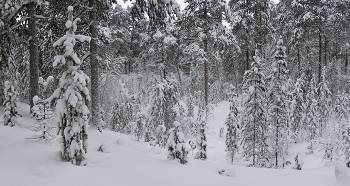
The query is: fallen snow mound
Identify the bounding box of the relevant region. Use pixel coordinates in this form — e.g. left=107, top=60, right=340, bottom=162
left=152, top=144, right=162, bottom=154
left=335, top=161, right=350, bottom=185
left=218, top=168, right=236, bottom=177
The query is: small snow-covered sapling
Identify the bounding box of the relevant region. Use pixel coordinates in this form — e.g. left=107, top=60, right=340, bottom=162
left=167, top=121, right=189, bottom=164
left=3, top=81, right=22, bottom=127
left=27, top=76, right=55, bottom=141
left=48, top=6, right=91, bottom=166
left=27, top=95, right=55, bottom=141
left=195, top=120, right=207, bottom=160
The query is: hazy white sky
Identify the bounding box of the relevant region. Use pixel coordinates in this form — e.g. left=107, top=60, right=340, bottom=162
left=117, top=0, right=280, bottom=11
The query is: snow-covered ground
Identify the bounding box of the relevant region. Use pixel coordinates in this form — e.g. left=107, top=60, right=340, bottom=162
left=0, top=102, right=339, bottom=186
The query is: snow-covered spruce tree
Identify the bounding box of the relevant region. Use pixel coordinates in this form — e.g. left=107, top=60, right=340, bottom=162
left=241, top=52, right=268, bottom=167
left=27, top=76, right=55, bottom=140
left=291, top=78, right=306, bottom=141
left=225, top=90, right=240, bottom=163
left=110, top=101, right=133, bottom=133
left=146, top=77, right=166, bottom=144
left=135, top=112, right=146, bottom=141
left=195, top=120, right=208, bottom=160
left=48, top=6, right=91, bottom=166
left=146, top=76, right=179, bottom=146
left=341, top=123, right=350, bottom=161
left=167, top=121, right=189, bottom=164
left=334, top=90, right=349, bottom=132
left=164, top=76, right=180, bottom=131
left=317, top=66, right=332, bottom=137
left=304, top=76, right=319, bottom=140
left=266, top=39, right=290, bottom=168
left=186, top=95, right=195, bottom=118
left=3, top=81, right=22, bottom=127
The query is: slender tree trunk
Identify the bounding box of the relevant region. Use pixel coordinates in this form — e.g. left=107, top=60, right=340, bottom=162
left=324, top=36, right=327, bottom=67
left=253, top=90, right=256, bottom=167
left=204, top=4, right=208, bottom=108
left=276, top=124, right=279, bottom=168
left=0, top=58, right=3, bottom=104
left=28, top=2, right=39, bottom=110
left=318, top=32, right=322, bottom=85
left=129, top=28, right=134, bottom=74
left=297, top=47, right=300, bottom=74
left=89, top=0, right=101, bottom=131
left=246, top=49, right=249, bottom=71
left=124, top=60, right=128, bottom=74
left=345, top=49, right=348, bottom=73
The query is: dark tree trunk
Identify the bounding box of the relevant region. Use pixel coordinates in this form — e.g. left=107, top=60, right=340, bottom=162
left=28, top=2, right=39, bottom=110
left=246, top=49, right=249, bottom=71
left=318, top=32, right=322, bottom=85
left=297, top=47, right=300, bottom=74
left=204, top=5, right=208, bottom=107
left=345, top=49, right=348, bottom=73
left=124, top=60, right=128, bottom=74
left=89, top=0, right=101, bottom=131
left=324, top=36, right=327, bottom=67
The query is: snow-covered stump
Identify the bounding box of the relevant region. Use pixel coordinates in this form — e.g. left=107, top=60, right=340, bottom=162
left=48, top=6, right=91, bottom=166
left=167, top=121, right=189, bottom=164
left=3, top=81, right=22, bottom=127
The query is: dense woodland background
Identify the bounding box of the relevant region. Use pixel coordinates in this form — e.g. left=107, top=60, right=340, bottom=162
left=1, top=0, right=350, bottom=167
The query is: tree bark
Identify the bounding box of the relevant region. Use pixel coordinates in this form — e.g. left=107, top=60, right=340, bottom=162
left=246, top=49, right=249, bottom=71
left=318, top=32, right=322, bottom=85
left=89, top=0, right=101, bottom=131
left=297, top=47, right=300, bottom=74
left=204, top=3, right=208, bottom=107
left=324, top=36, right=327, bottom=67
left=28, top=2, right=39, bottom=110
left=345, top=49, right=348, bottom=73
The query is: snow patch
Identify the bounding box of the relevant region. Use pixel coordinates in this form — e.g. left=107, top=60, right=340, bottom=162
left=29, top=166, right=53, bottom=178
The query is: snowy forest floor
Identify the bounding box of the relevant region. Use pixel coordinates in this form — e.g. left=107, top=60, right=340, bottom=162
left=0, top=102, right=339, bottom=186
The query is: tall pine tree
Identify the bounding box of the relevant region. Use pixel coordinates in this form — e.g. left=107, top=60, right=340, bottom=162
left=267, top=38, right=289, bottom=168
left=241, top=52, right=268, bottom=167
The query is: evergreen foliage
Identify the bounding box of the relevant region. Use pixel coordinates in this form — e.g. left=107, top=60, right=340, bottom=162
left=146, top=76, right=179, bottom=145
left=334, top=90, right=349, bottom=131
left=225, top=87, right=240, bottom=163
left=28, top=95, right=55, bottom=141
left=291, top=78, right=306, bottom=140
left=195, top=120, right=207, bottom=160
left=241, top=52, right=268, bottom=167
left=48, top=6, right=91, bottom=166
left=267, top=39, right=290, bottom=168
left=167, top=121, right=189, bottom=164
left=305, top=76, right=319, bottom=140
left=3, top=81, right=22, bottom=126
left=135, top=112, right=146, bottom=141
left=317, top=67, right=332, bottom=136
